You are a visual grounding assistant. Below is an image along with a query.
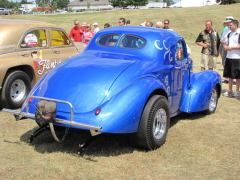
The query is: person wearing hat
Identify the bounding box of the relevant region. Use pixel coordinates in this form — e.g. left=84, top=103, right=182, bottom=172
left=82, top=22, right=87, bottom=27
left=69, top=19, right=86, bottom=42
left=220, top=16, right=234, bottom=83
left=93, top=22, right=100, bottom=34
left=221, top=16, right=234, bottom=43
left=222, top=19, right=240, bottom=97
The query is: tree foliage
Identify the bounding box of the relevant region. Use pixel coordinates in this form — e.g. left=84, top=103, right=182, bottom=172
left=51, top=1, right=58, bottom=10
left=108, top=0, right=148, bottom=8
left=216, top=0, right=240, bottom=4
left=51, top=0, right=69, bottom=9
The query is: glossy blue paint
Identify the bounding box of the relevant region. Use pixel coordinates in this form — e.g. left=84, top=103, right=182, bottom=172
left=21, top=26, right=221, bottom=133
left=180, top=70, right=222, bottom=112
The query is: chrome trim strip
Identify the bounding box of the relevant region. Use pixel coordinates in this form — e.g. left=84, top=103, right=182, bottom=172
left=2, top=108, right=102, bottom=131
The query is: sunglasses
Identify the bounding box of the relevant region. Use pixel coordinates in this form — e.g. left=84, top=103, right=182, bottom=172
left=86, top=26, right=89, bottom=28
left=164, top=23, right=169, bottom=24
left=118, top=21, right=123, bottom=23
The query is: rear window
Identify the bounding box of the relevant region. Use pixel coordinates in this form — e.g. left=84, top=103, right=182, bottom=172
left=97, top=34, right=120, bottom=47
left=119, top=35, right=145, bottom=49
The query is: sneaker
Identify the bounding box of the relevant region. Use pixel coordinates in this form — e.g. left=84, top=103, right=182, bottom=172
left=222, top=79, right=228, bottom=83
left=223, top=90, right=233, bottom=97
left=233, top=91, right=240, bottom=97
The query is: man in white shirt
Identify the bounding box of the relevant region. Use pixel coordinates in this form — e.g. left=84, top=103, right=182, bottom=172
left=93, top=22, right=100, bottom=34
left=222, top=20, right=240, bottom=97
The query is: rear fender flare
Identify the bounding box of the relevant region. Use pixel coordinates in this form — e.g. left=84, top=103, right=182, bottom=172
left=180, top=70, right=221, bottom=112
left=99, top=77, right=167, bottom=133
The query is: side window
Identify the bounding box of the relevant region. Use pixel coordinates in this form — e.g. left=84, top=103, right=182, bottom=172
left=97, top=34, right=120, bottom=47
left=176, top=41, right=185, bottom=61
left=51, top=30, right=70, bottom=46
left=20, top=29, right=47, bottom=48
left=119, top=35, right=145, bottom=49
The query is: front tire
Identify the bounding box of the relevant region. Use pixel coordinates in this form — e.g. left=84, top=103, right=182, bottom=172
left=203, top=86, right=219, bottom=115
left=1, top=71, right=31, bottom=109
left=130, top=95, right=170, bottom=150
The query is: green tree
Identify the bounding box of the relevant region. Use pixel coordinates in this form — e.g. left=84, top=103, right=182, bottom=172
left=126, top=0, right=148, bottom=7
left=87, top=1, right=91, bottom=9
left=109, top=0, right=148, bottom=8
left=36, top=0, right=51, bottom=7
left=0, top=0, right=9, bottom=8
left=163, top=0, right=174, bottom=6
left=31, top=8, right=37, bottom=12
left=218, top=0, right=240, bottom=4
left=41, top=3, right=46, bottom=11
left=20, top=0, right=28, bottom=4
left=52, top=1, right=58, bottom=10
left=51, top=0, right=69, bottom=9
left=108, top=0, right=120, bottom=7
left=12, top=3, right=21, bottom=11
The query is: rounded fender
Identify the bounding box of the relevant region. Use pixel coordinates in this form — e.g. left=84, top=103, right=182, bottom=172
left=180, top=70, right=221, bottom=112
left=99, top=77, right=167, bottom=133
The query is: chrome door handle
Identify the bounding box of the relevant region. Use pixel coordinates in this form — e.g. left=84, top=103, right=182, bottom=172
left=21, top=53, right=29, bottom=57
left=53, top=50, right=60, bottom=54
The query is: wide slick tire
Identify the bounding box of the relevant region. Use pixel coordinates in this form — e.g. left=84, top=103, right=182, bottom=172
left=203, top=86, right=219, bottom=115
left=1, top=71, right=31, bottom=109
left=130, top=95, right=170, bottom=150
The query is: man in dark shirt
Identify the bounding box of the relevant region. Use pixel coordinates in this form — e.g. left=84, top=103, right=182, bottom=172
left=196, top=20, right=220, bottom=71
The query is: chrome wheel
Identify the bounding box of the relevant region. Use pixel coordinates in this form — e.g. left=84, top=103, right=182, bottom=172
left=153, top=108, right=167, bottom=140
left=209, top=88, right=218, bottom=112
left=10, top=79, right=26, bottom=102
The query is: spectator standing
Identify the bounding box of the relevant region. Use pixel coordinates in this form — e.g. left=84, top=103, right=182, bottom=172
left=118, top=18, right=126, bottom=26
left=69, top=20, right=86, bottom=42
left=93, top=22, right=100, bottom=34
left=156, top=21, right=163, bottom=28
left=220, top=16, right=234, bottom=83
left=83, top=24, right=94, bottom=45
left=220, top=17, right=234, bottom=66
left=222, top=20, right=240, bottom=97
left=145, top=21, right=153, bottom=27
left=126, top=20, right=130, bottom=25
left=163, top=19, right=170, bottom=29
left=104, top=23, right=111, bottom=28
left=195, top=20, right=220, bottom=71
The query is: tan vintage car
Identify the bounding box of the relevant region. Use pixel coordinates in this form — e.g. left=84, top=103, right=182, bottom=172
left=0, top=19, right=85, bottom=109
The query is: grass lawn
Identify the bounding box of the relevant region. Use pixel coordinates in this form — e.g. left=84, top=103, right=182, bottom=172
left=1, top=4, right=240, bottom=179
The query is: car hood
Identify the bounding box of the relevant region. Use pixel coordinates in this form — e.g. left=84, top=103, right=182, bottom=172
left=36, top=56, right=137, bottom=113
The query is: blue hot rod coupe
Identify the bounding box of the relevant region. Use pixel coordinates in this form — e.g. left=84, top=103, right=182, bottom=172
left=2, top=26, right=221, bottom=151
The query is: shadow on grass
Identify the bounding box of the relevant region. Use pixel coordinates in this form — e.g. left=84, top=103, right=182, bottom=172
left=20, top=127, right=135, bottom=157
left=19, top=112, right=207, bottom=157
left=170, top=111, right=207, bottom=128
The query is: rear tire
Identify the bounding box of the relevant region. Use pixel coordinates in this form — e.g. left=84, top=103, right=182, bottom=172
left=130, top=95, right=170, bottom=150
left=1, top=71, right=31, bottom=109
left=203, top=86, right=219, bottom=115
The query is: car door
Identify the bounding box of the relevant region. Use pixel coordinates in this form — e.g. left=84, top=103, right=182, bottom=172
left=171, top=40, right=189, bottom=115
left=50, top=29, right=80, bottom=62
left=18, top=29, right=56, bottom=82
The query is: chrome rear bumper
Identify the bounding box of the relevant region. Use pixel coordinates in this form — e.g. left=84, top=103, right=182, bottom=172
left=2, top=96, right=102, bottom=131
